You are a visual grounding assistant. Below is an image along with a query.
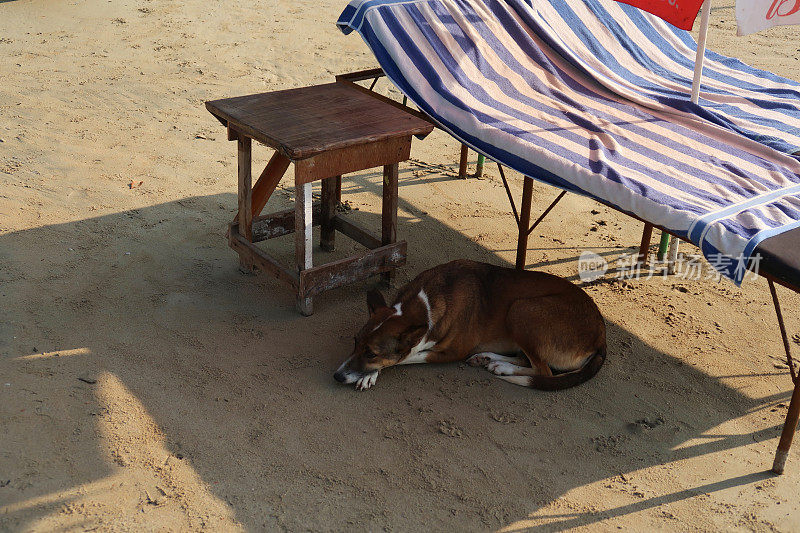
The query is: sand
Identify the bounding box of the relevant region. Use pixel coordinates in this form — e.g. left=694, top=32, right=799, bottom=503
left=1, top=0, right=800, bottom=530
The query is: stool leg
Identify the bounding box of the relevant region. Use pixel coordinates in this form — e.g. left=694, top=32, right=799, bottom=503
left=382, top=163, right=399, bottom=286
left=321, top=176, right=339, bottom=252
left=296, top=181, right=313, bottom=316
left=237, top=136, right=255, bottom=273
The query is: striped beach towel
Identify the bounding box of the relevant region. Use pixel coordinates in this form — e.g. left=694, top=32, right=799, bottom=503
left=518, top=0, right=800, bottom=155
left=337, top=0, right=800, bottom=284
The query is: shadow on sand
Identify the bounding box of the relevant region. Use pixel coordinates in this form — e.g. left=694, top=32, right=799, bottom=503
left=0, top=168, right=791, bottom=530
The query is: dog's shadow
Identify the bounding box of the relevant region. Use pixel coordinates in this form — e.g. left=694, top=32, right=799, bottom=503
left=0, top=180, right=794, bottom=530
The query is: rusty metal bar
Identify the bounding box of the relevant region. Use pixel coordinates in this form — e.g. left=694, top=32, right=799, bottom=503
left=497, top=163, right=519, bottom=226
left=527, top=190, right=567, bottom=236
left=769, top=279, right=797, bottom=383
left=515, top=178, right=534, bottom=270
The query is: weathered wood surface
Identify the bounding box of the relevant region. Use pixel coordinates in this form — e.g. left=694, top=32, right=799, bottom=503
left=294, top=135, right=411, bottom=185
left=321, top=176, right=338, bottom=252
left=381, top=164, right=399, bottom=246
left=238, top=204, right=323, bottom=243
left=206, top=83, right=433, bottom=160
left=295, top=182, right=313, bottom=273
left=231, top=150, right=292, bottom=226
left=335, top=67, right=386, bottom=83
left=334, top=217, right=381, bottom=250
left=295, top=181, right=314, bottom=315
left=210, top=82, right=423, bottom=315
left=251, top=152, right=291, bottom=218
left=381, top=163, right=399, bottom=285
left=300, top=241, right=407, bottom=298
left=237, top=136, right=254, bottom=271
left=335, top=78, right=435, bottom=125
left=237, top=136, right=253, bottom=240
left=229, top=224, right=299, bottom=288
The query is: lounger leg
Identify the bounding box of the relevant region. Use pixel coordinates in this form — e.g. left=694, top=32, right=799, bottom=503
left=769, top=279, right=799, bottom=474
left=296, top=182, right=313, bottom=316
left=459, top=144, right=469, bottom=179
left=381, top=163, right=399, bottom=285
left=774, top=379, right=800, bottom=474
left=638, top=223, right=653, bottom=266
left=515, top=177, right=533, bottom=270
left=237, top=136, right=254, bottom=273
left=321, top=176, right=339, bottom=252
left=667, top=235, right=680, bottom=274
left=657, top=232, right=670, bottom=261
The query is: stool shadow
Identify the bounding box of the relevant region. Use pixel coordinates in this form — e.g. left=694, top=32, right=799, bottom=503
left=0, top=191, right=792, bottom=531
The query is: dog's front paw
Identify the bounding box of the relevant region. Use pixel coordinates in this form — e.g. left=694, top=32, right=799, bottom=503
left=487, top=362, right=516, bottom=376
left=355, top=371, right=379, bottom=391
left=466, top=354, right=490, bottom=367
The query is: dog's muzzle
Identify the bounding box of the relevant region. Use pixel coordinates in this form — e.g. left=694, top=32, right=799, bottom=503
left=333, top=369, right=354, bottom=383
left=334, top=357, right=360, bottom=384
left=334, top=357, right=378, bottom=390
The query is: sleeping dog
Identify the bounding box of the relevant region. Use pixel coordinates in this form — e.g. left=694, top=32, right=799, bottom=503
left=334, top=260, right=606, bottom=390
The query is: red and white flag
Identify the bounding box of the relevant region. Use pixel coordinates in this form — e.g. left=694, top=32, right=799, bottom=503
left=613, top=0, right=705, bottom=30
left=737, top=0, right=800, bottom=35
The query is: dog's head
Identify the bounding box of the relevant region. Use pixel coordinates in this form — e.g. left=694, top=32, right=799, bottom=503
left=334, top=289, right=428, bottom=390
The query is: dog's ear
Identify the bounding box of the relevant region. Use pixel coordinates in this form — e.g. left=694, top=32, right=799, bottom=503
left=398, top=325, right=427, bottom=352
left=366, top=289, right=387, bottom=316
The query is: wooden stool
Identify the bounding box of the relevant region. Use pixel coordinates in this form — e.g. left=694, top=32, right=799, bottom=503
left=206, top=83, right=433, bottom=315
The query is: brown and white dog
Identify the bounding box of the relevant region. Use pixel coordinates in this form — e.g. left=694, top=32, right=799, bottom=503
left=334, top=260, right=606, bottom=391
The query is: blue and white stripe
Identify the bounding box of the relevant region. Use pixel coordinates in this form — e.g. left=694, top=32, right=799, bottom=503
left=516, top=0, right=800, bottom=155
left=337, top=0, right=800, bottom=284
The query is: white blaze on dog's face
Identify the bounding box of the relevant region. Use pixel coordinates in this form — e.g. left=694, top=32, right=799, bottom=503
left=334, top=289, right=428, bottom=390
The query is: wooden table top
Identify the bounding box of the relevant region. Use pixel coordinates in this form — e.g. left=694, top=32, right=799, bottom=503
left=206, top=83, right=434, bottom=160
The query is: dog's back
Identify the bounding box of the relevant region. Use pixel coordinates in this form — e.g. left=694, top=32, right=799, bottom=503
left=397, top=260, right=606, bottom=390
left=334, top=259, right=606, bottom=391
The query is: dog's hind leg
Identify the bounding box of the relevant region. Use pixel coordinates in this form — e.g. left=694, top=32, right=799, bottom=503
left=486, top=360, right=546, bottom=377
left=489, top=350, right=604, bottom=390
left=505, top=297, right=594, bottom=374
left=495, top=375, right=537, bottom=387
left=466, top=352, right=528, bottom=368
left=485, top=360, right=550, bottom=387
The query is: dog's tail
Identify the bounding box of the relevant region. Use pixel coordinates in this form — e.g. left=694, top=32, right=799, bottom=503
left=527, top=347, right=606, bottom=391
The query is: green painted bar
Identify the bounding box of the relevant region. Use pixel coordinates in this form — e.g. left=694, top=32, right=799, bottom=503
left=657, top=231, right=670, bottom=260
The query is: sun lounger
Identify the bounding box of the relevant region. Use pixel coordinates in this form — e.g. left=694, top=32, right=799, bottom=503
left=454, top=0, right=800, bottom=262
left=337, top=0, right=800, bottom=285
left=336, top=0, right=800, bottom=473
left=516, top=0, right=800, bottom=156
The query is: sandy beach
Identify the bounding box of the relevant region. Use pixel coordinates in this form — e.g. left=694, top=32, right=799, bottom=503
left=2, top=0, right=800, bottom=530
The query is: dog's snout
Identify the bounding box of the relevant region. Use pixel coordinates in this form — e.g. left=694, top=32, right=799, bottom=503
left=334, top=355, right=358, bottom=385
